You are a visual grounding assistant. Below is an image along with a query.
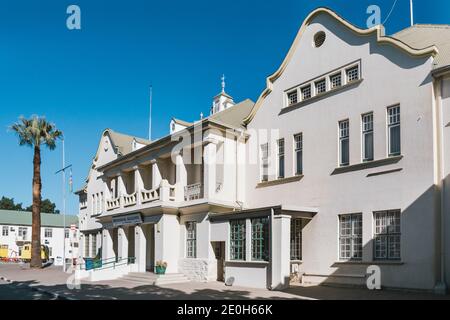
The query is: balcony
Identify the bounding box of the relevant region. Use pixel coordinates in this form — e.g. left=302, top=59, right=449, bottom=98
left=106, top=197, right=121, bottom=211
left=184, top=183, right=203, bottom=201
left=141, top=188, right=160, bottom=204
left=122, top=192, right=137, bottom=207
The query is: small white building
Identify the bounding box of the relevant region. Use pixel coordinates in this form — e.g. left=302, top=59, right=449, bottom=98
left=0, top=210, right=79, bottom=264
left=77, top=8, right=450, bottom=293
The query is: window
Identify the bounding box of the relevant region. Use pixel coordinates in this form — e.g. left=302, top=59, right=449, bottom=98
left=84, top=235, right=89, bottom=257
left=91, top=235, right=97, bottom=258
left=186, top=222, right=197, bottom=258
left=387, top=106, right=401, bottom=156
left=287, top=90, right=298, bottom=106
left=44, top=228, right=52, bottom=238
left=314, top=31, right=326, bottom=48
left=315, top=79, right=326, bottom=95
left=2, top=226, right=8, bottom=237
left=362, top=113, right=374, bottom=161
left=330, top=73, right=342, bottom=89
left=294, top=134, right=303, bottom=175
left=290, top=219, right=303, bottom=260
left=230, top=220, right=246, bottom=261
left=65, top=229, right=69, bottom=239
left=339, top=120, right=350, bottom=166
left=301, top=85, right=311, bottom=100
left=339, top=214, right=362, bottom=260
left=277, top=139, right=285, bottom=179
left=374, top=210, right=401, bottom=260
left=346, top=66, right=359, bottom=83
left=251, top=218, right=269, bottom=261
left=260, top=143, right=269, bottom=182
left=18, top=227, right=28, bottom=238
left=48, top=247, right=52, bottom=257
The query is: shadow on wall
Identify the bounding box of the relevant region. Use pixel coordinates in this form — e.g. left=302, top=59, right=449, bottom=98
left=316, top=184, right=441, bottom=291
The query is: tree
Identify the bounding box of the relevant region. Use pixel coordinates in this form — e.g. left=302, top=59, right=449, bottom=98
left=0, top=196, right=24, bottom=211
left=10, top=116, right=62, bottom=268
left=25, top=199, right=59, bottom=214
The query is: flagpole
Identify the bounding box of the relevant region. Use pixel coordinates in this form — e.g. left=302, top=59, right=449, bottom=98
left=410, top=0, right=414, bottom=26
left=62, top=139, right=66, bottom=272
left=149, top=85, right=153, bottom=141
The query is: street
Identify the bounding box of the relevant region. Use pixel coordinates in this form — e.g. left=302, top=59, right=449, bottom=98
left=0, top=278, right=54, bottom=300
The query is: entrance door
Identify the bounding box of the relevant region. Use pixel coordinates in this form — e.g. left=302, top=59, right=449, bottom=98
left=143, top=224, right=155, bottom=272
left=212, top=242, right=225, bottom=282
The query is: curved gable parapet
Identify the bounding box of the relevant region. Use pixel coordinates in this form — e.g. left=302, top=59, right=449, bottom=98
left=243, top=7, right=439, bottom=125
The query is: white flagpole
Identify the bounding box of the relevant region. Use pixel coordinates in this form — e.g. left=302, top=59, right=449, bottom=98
left=62, top=139, right=66, bottom=272
left=410, top=0, right=414, bottom=26
left=149, top=85, right=153, bottom=141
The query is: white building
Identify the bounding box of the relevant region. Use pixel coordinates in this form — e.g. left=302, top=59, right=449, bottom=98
left=0, top=210, right=79, bottom=263
left=77, top=8, right=450, bottom=293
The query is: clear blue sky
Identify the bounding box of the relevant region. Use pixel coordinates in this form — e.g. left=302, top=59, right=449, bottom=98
left=0, top=0, right=449, bottom=215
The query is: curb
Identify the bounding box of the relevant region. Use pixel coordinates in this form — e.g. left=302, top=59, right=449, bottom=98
left=0, top=275, right=76, bottom=300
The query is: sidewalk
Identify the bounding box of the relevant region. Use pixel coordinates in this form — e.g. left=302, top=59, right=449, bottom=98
left=1, top=264, right=449, bottom=300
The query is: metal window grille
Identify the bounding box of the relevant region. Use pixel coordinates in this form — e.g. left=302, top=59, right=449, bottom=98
left=346, top=66, right=359, bottom=82
left=339, top=120, right=350, bottom=166
left=230, top=220, right=246, bottom=261
left=362, top=113, right=374, bottom=161
left=330, top=73, right=342, bottom=89
left=251, top=218, right=269, bottom=261
left=294, top=134, right=303, bottom=175
left=301, top=85, right=311, bottom=100
left=315, top=79, right=326, bottom=94
left=186, top=222, right=197, bottom=258
left=339, top=214, right=362, bottom=260
left=290, top=219, right=303, bottom=260
left=388, top=106, right=401, bottom=156
left=374, top=210, right=401, bottom=260
left=277, top=139, right=285, bottom=179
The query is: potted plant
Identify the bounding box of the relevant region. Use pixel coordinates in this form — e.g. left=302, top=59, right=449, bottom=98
left=155, top=261, right=168, bottom=275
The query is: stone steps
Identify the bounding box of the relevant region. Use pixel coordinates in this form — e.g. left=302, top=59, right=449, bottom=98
left=120, top=272, right=190, bottom=286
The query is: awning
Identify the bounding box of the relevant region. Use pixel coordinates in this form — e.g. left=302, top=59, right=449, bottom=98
left=209, top=205, right=318, bottom=222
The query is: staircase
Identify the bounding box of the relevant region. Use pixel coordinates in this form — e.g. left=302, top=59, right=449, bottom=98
left=120, top=272, right=190, bottom=286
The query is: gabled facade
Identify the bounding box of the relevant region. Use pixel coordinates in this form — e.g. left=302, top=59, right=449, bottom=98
left=77, top=8, right=450, bottom=292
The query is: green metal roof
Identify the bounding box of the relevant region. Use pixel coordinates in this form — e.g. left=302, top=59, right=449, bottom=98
left=0, top=210, right=78, bottom=228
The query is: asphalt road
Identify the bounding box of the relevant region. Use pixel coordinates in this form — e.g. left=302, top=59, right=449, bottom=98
left=0, top=279, right=54, bottom=300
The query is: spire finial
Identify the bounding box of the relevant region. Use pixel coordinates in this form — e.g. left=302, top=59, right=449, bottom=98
left=221, top=74, right=226, bottom=93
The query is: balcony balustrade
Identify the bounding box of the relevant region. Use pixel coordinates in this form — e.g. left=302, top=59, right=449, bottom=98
left=184, top=183, right=203, bottom=201
left=141, top=188, right=160, bottom=204
left=122, top=192, right=137, bottom=207
left=106, top=197, right=121, bottom=211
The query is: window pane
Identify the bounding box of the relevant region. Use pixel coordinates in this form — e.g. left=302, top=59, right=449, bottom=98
left=341, top=139, right=349, bottom=165
left=389, top=125, right=401, bottom=155
left=364, top=132, right=374, bottom=161
left=251, top=218, right=269, bottom=261
left=290, top=219, right=302, bottom=260
left=230, top=220, right=246, bottom=261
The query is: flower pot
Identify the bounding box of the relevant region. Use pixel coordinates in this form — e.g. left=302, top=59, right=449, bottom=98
left=155, top=266, right=167, bottom=275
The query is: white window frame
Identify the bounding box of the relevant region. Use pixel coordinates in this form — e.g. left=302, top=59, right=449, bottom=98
left=290, top=219, right=303, bottom=261
left=315, top=78, right=326, bottom=95
left=362, top=112, right=374, bottom=162
left=330, top=72, right=342, bottom=89
left=44, top=228, right=53, bottom=238
left=374, top=210, right=401, bottom=261
left=339, top=120, right=350, bottom=167
left=287, top=89, right=298, bottom=106
left=294, top=133, right=303, bottom=176
left=186, top=221, right=197, bottom=259
left=18, top=227, right=28, bottom=238
left=339, top=213, right=363, bottom=261
left=277, top=139, right=285, bottom=179
left=260, top=143, right=269, bottom=182
left=2, top=226, right=8, bottom=237
left=387, top=105, right=401, bottom=157
left=301, top=85, right=311, bottom=101
left=346, top=65, right=360, bottom=83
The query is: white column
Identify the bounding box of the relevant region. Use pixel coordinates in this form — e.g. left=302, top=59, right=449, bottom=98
left=152, top=160, right=162, bottom=190
left=117, top=174, right=127, bottom=196
left=176, top=153, right=187, bottom=201
left=154, top=215, right=180, bottom=274
left=134, top=167, right=144, bottom=191
left=134, top=225, right=147, bottom=273
left=203, top=139, right=217, bottom=199
left=102, top=229, right=115, bottom=260
left=117, top=227, right=129, bottom=260
left=271, top=214, right=291, bottom=290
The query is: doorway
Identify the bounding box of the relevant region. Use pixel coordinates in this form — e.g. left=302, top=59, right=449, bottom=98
left=212, top=242, right=225, bottom=282
left=143, top=224, right=155, bottom=272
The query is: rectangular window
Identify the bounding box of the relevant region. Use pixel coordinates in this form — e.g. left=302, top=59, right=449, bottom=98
left=65, top=229, right=69, bottom=239
left=287, top=90, right=298, bottom=106
left=186, top=222, right=197, bottom=258
left=374, top=210, right=401, bottom=260
left=294, top=134, right=303, bottom=175
left=91, top=235, right=97, bottom=258
left=2, top=226, right=8, bottom=237
left=48, top=247, right=52, bottom=257
left=301, top=85, right=311, bottom=100
left=44, top=228, right=52, bottom=238
left=330, top=73, right=342, bottom=89
left=251, top=218, right=269, bottom=261
left=18, top=227, right=28, bottom=238
left=84, top=235, right=89, bottom=257
left=339, top=214, right=362, bottom=260
left=387, top=106, right=401, bottom=156
left=315, top=79, right=326, bottom=95
left=290, top=219, right=303, bottom=260
left=260, top=143, right=269, bottom=182
left=230, top=220, right=246, bottom=261
left=346, top=66, right=359, bottom=83
left=277, top=139, right=285, bottom=179
left=339, top=120, right=350, bottom=166
left=362, top=113, right=374, bottom=162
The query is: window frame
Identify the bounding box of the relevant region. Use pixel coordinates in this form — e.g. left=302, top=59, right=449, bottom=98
left=339, top=213, right=363, bottom=261
left=260, top=143, right=269, bottom=182
left=2, top=226, right=8, bottom=237
left=330, top=72, right=342, bottom=89
left=186, top=221, right=197, bottom=259
left=277, top=139, right=285, bottom=179
left=346, top=66, right=359, bottom=83
left=387, top=105, right=401, bottom=157
left=230, top=220, right=246, bottom=261
left=362, top=112, right=374, bottom=162
left=44, top=228, right=53, bottom=238
left=339, top=120, right=350, bottom=167
left=301, top=85, right=312, bottom=101
left=315, top=78, right=327, bottom=95
left=290, top=219, right=303, bottom=261
left=287, top=89, right=298, bottom=106
left=251, top=217, right=269, bottom=262
left=373, top=210, right=401, bottom=261
left=294, top=133, right=303, bottom=176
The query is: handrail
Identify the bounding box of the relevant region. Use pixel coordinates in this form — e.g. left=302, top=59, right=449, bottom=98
left=77, top=257, right=136, bottom=271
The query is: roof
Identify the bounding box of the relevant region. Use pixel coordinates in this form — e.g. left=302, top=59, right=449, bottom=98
left=0, top=210, right=78, bottom=228
left=209, top=99, right=254, bottom=128
left=392, top=24, right=450, bottom=71
left=172, top=118, right=194, bottom=127
left=107, top=129, right=151, bottom=156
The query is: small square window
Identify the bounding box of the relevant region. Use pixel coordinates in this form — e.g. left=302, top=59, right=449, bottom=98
left=346, top=66, right=359, bottom=83
left=287, top=90, right=298, bottom=106
left=315, top=79, right=326, bottom=95
left=301, top=85, right=311, bottom=100
left=330, top=73, right=342, bottom=89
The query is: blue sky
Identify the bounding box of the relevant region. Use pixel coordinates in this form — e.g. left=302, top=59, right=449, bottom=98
left=0, top=0, right=448, bottom=215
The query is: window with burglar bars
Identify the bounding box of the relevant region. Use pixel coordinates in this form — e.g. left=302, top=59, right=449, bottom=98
left=387, top=106, right=401, bottom=156
left=294, top=133, right=303, bottom=175
left=339, top=214, right=362, bottom=260
left=362, top=113, right=374, bottom=161
left=346, top=66, right=359, bottom=82
left=251, top=218, right=269, bottom=261
left=290, top=219, right=303, bottom=260
left=277, top=139, right=285, bottom=179
left=186, top=222, right=197, bottom=258
left=287, top=90, right=298, bottom=106
left=339, top=120, right=350, bottom=166
left=330, top=73, right=342, bottom=89
left=230, top=220, right=246, bottom=261
left=301, top=85, right=311, bottom=100
left=315, top=79, right=326, bottom=94
left=374, top=210, right=401, bottom=260
left=260, top=143, right=269, bottom=182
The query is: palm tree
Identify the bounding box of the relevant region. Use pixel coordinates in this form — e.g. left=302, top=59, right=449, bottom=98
left=10, top=116, right=62, bottom=268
